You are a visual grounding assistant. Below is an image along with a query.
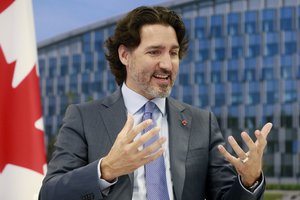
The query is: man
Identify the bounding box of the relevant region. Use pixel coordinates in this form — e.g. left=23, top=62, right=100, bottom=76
left=39, top=6, right=272, bottom=200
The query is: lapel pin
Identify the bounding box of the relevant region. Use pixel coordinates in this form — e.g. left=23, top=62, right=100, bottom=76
left=181, top=120, right=188, bottom=126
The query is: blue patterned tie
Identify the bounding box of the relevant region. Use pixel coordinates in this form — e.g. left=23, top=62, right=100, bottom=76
left=142, top=101, right=170, bottom=200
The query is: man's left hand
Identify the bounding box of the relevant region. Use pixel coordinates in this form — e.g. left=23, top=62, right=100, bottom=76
left=218, top=122, right=273, bottom=187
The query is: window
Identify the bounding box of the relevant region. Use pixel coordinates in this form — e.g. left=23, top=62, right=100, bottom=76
left=60, top=56, right=69, bottom=76
left=38, top=59, right=46, bottom=77
left=227, top=59, right=239, bottom=82
left=231, top=36, right=244, bottom=59
left=81, top=73, right=91, bottom=95
left=179, top=73, right=189, bottom=85
left=72, top=54, right=81, bottom=74
left=70, top=74, right=78, bottom=93
left=262, top=9, right=276, bottom=32
left=244, top=58, right=257, bottom=81
left=82, top=33, right=91, bottom=53
left=198, top=85, right=209, bottom=107
left=247, top=34, right=261, bottom=57
left=227, top=13, right=240, bottom=35
left=266, top=80, right=279, bottom=104
left=182, top=86, right=193, bottom=104
left=280, top=7, right=294, bottom=31
left=284, top=31, right=297, bottom=55
left=214, top=38, right=226, bottom=61
left=195, top=16, right=207, bottom=38
left=245, top=11, right=258, bottom=34
left=211, top=61, right=223, bottom=83
left=94, top=30, right=104, bottom=52
left=57, top=77, right=65, bottom=95
left=210, top=15, right=223, bottom=37
left=264, top=33, right=279, bottom=56
left=283, top=80, right=297, bottom=103
left=84, top=53, right=94, bottom=72
left=231, top=83, right=243, bottom=105
left=48, top=58, right=57, bottom=78
left=215, top=84, right=226, bottom=106
left=247, top=82, right=260, bottom=105
left=199, top=39, right=210, bottom=61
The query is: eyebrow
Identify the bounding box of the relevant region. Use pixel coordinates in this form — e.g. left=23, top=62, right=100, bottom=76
left=145, top=45, right=180, bottom=51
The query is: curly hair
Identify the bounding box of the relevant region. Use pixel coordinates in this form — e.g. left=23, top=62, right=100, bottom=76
left=105, top=6, right=188, bottom=85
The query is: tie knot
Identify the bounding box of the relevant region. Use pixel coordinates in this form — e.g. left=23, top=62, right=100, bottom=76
left=144, top=101, right=156, bottom=114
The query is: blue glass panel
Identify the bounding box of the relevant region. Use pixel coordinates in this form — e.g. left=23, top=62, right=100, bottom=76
left=231, top=83, right=243, bottom=105
left=280, top=7, right=294, bottom=30
left=84, top=53, right=94, bottom=72
left=245, top=11, right=257, bottom=33
left=195, top=72, right=205, bottom=84
left=262, top=9, right=276, bottom=32
left=82, top=33, right=91, bottom=53
left=227, top=13, right=240, bottom=35
left=248, top=35, right=261, bottom=57
left=198, top=85, right=208, bottom=107
left=38, top=59, right=45, bottom=77
left=49, top=58, right=57, bottom=77
left=195, top=16, right=207, bottom=38
left=283, top=80, right=297, bottom=103
left=179, top=73, right=189, bottom=85
left=60, top=56, right=69, bottom=76
left=210, top=15, right=223, bottom=37
left=72, top=54, right=81, bottom=74
left=94, top=30, right=104, bottom=52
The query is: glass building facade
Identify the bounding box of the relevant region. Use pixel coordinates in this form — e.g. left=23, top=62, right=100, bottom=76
left=37, top=0, right=300, bottom=183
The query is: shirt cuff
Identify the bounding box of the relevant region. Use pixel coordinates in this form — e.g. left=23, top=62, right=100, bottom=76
left=97, top=158, right=118, bottom=196
left=238, top=172, right=264, bottom=194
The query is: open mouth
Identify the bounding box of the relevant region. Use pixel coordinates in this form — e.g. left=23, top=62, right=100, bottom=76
left=153, top=74, right=169, bottom=80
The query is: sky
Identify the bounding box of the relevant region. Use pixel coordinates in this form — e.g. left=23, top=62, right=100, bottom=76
left=32, top=0, right=171, bottom=43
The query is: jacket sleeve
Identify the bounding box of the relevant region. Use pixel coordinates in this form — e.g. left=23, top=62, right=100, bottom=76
left=39, top=104, right=104, bottom=200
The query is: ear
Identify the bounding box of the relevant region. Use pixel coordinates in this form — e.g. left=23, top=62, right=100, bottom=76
left=118, top=45, right=130, bottom=66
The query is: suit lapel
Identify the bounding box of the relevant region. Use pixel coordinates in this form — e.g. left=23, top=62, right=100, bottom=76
left=99, top=89, right=135, bottom=183
left=167, top=98, right=191, bottom=200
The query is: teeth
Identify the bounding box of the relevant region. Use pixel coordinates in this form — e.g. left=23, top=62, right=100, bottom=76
left=154, top=74, right=168, bottom=79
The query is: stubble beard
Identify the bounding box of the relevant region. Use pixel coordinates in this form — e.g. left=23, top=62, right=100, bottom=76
left=140, top=74, right=175, bottom=99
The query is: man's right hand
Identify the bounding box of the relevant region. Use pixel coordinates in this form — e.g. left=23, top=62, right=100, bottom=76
left=100, top=114, right=166, bottom=182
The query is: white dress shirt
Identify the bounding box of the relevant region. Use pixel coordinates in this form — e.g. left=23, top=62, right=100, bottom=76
left=121, top=84, right=174, bottom=200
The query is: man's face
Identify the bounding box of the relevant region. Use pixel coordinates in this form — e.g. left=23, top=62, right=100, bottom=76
left=120, top=24, right=180, bottom=99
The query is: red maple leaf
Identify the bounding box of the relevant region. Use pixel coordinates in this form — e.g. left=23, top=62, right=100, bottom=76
left=0, top=0, right=14, bottom=14
left=0, top=47, right=46, bottom=174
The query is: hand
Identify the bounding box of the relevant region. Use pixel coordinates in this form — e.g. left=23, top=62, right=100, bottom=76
left=218, top=123, right=273, bottom=187
left=100, top=114, right=166, bottom=182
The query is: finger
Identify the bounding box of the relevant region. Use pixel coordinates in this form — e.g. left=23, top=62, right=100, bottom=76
left=137, top=135, right=166, bottom=157
left=227, top=136, right=247, bottom=159
left=255, top=130, right=267, bottom=152
left=125, top=119, right=152, bottom=142
left=255, top=123, right=272, bottom=149
left=132, top=126, right=161, bottom=149
left=260, top=122, right=273, bottom=138
left=119, top=114, right=134, bottom=138
left=218, top=145, right=239, bottom=166
left=241, top=132, right=256, bottom=152
left=141, top=148, right=165, bottom=165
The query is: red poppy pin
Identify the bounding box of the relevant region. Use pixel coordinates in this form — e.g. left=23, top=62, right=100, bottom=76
left=181, top=120, right=188, bottom=126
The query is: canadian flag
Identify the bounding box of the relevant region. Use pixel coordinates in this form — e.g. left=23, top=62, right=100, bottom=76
left=0, top=0, right=47, bottom=199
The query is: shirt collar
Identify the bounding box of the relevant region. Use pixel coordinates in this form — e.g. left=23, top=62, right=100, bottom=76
left=121, top=83, right=166, bottom=116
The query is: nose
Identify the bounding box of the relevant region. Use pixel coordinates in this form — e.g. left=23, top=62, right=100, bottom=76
left=159, top=53, right=172, bottom=70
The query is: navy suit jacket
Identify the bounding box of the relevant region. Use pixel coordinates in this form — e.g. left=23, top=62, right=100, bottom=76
left=39, top=89, right=265, bottom=200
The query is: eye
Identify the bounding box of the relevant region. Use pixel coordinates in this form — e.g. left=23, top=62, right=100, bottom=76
left=147, top=50, right=161, bottom=56
left=170, top=50, right=179, bottom=57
